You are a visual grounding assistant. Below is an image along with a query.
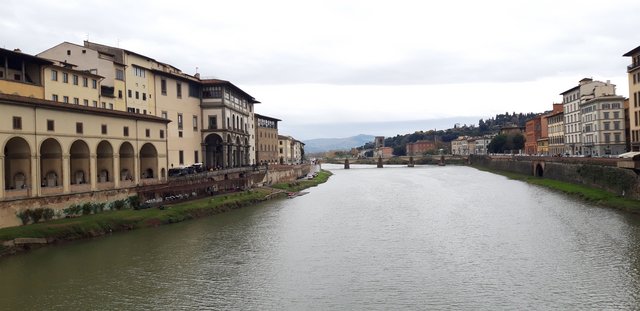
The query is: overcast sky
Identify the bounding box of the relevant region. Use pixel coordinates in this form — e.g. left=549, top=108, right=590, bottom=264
left=3, top=0, right=640, bottom=139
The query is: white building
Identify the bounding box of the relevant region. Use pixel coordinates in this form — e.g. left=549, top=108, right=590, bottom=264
left=561, top=78, right=616, bottom=155
left=581, top=95, right=626, bottom=156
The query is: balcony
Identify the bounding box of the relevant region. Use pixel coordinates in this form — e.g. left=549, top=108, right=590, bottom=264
left=628, top=63, right=640, bottom=72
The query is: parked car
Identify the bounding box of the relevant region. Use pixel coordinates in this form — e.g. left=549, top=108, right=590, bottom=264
left=168, top=168, right=184, bottom=177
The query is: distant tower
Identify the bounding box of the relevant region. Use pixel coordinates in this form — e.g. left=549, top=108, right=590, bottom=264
left=374, top=136, right=385, bottom=149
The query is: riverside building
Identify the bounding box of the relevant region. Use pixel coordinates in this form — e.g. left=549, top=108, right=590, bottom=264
left=255, top=114, right=281, bottom=165
left=39, top=41, right=264, bottom=170
left=561, top=78, right=615, bottom=155
left=0, top=47, right=169, bottom=201
left=624, top=45, right=640, bottom=151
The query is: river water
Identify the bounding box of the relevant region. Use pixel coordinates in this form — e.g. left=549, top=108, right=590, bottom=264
left=1, top=164, right=640, bottom=310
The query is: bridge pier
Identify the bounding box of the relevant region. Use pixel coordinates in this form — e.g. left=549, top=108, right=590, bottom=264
left=438, top=154, right=445, bottom=166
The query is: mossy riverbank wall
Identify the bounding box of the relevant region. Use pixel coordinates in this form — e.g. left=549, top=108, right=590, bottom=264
left=469, top=155, right=640, bottom=199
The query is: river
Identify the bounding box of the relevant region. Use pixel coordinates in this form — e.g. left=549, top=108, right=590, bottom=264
left=1, top=164, right=640, bottom=310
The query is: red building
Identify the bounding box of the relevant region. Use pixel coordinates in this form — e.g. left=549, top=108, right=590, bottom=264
left=406, top=140, right=436, bottom=156
left=525, top=117, right=543, bottom=155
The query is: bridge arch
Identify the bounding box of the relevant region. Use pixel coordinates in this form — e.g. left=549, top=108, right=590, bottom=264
left=534, top=162, right=545, bottom=177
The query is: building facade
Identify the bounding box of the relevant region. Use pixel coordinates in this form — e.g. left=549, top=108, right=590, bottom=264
left=580, top=95, right=626, bottom=156
left=38, top=42, right=127, bottom=111
left=547, top=111, right=564, bottom=156
left=525, top=116, right=543, bottom=155
left=152, top=65, right=202, bottom=168
left=406, top=140, right=435, bottom=156
left=624, top=46, right=640, bottom=151
left=201, top=79, right=258, bottom=169
left=451, top=136, right=469, bottom=155
left=278, top=135, right=305, bottom=164
left=561, top=78, right=615, bottom=155
left=1, top=93, right=168, bottom=201
left=0, top=48, right=49, bottom=99
left=473, top=136, right=492, bottom=155
left=255, top=114, right=280, bottom=165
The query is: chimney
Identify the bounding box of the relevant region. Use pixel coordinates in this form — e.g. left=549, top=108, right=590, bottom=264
left=13, top=48, right=21, bottom=53
left=194, top=73, right=200, bottom=79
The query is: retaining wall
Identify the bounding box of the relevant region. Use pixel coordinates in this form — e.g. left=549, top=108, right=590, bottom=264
left=470, top=155, right=640, bottom=199
left=0, top=164, right=311, bottom=229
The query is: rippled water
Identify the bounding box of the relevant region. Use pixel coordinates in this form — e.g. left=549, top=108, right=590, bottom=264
left=1, top=164, right=640, bottom=310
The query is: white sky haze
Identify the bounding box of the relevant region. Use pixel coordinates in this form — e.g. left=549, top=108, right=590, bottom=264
left=3, top=0, right=640, bottom=139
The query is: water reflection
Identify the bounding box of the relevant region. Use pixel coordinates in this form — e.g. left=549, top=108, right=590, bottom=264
left=1, top=164, right=640, bottom=309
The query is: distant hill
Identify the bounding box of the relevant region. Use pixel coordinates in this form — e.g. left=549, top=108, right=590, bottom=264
left=303, top=134, right=375, bottom=153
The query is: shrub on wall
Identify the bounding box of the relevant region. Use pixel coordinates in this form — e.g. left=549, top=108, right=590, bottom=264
left=127, top=195, right=140, bottom=210
left=112, top=199, right=126, bottom=210
left=15, top=207, right=57, bottom=225
left=81, top=202, right=92, bottom=215
left=29, top=208, right=45, bottom=223
left=16, top=210, right=31, bottom=225
left=42, top=208, right=55, bottom=221
left=64, top=204, right=82, bottom=216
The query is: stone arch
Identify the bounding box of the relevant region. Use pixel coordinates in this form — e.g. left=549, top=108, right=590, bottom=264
left=204, top=133, right=224, bottom=169
left=40, top=138, right=62, bottom=187
left=119, top=142, right=134, bottom=181
left=535, top=163, right=544, bottom=177
left=140, top=143, right=157, bottom=179
left=96, top=140, right=113, bottom=183
left=70, top=140, right=90, bottom=185
left=4, top=137, right=31, bottom=190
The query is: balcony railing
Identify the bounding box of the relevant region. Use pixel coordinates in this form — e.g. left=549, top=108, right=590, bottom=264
left=628, top=63, right=640, bottom=72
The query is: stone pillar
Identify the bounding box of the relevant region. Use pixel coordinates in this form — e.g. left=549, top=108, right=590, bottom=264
left=344, top=158, right=350, bottom=169
left=222, top=144, right=228, bottom=169
left=201, top=144, right=207, bottom=169
left=32, top=155, right=40, bottom=197
left=157, top=153, right=165, bottom=181
left=114, top=153, right=120, bottom=188
left=134, top=153, right=140, bottom=184
left=62, top=154, right=70, bottom=193
left=377, top=156, right=383, bottom=168
left=0, top=156, right=4, bottom=200
left=408, top=156, right=415, bottom=167
left=90, top=153, right=97, bottom=191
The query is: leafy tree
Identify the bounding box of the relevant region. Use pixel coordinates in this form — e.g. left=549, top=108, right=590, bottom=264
left=512, top=133, right=525, bottom=150
left=488, top=134, right=507, bottom=153
left=393, top=146, right=406, bottom=156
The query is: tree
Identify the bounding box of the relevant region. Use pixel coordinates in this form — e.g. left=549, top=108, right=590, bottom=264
left=488, top=134, right=507, bottom=153
left=512, top=133, right=525, bottom=150
left=393, top=145, right=406, bottom=156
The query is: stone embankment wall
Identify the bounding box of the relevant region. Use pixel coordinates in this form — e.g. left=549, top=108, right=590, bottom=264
left=0, top=164, right=311, bottom=229
left=261, top=164, right=311, bottom=186
left=469, top=155, right=640, bottom=199
left=0, top=188, right=135, bottom=228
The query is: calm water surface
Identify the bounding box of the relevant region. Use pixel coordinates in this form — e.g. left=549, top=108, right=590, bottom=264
left=1, top=164, right=640, bottom=310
